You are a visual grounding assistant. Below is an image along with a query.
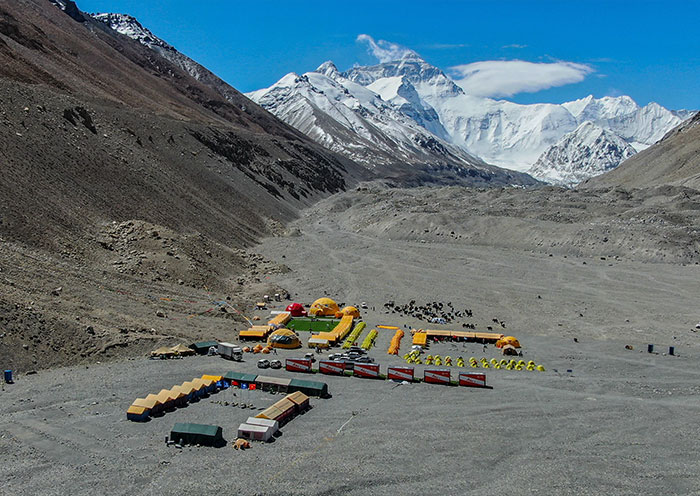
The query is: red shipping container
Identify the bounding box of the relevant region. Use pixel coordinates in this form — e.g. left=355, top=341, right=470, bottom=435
left=286, top=358, right=313, bottom=373
left=424, top=369, right=451, bottom=385
left=353, top=363, right=380, bottom=378
left=319, top=360, right=345, bottom=376
left=459, top=373, right=487, bottom=388
left=387, top=366, right=414, bottom=382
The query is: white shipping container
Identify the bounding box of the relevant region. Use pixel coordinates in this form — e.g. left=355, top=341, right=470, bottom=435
left=237, top=423, right=275, bottom=442
left=246, top=417, right=279, bottom=433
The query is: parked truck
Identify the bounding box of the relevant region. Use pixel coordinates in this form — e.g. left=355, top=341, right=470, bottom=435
left=218, top=342, right=243, bottom=361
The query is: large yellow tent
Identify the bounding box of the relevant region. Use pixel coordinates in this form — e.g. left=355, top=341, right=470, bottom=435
left=267, top=328, right=301, bottom=349
left=496, top=336, right=521, bottom=348
left=309, top=297, right=339, bottom=317
left=339, top=306, right=360, bottom=318
left=170, top=344, right=194, bottom=356
left=151, top=346, right=175, bottom=358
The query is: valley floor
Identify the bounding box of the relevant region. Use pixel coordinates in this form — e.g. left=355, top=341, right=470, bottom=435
left=2, top=187, right=700, bottom=495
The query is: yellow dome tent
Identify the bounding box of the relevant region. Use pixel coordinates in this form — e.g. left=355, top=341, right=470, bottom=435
left=496, top=336, right=521, bottom=348
left=267, top=328, right=302, bottom=349
left=309, top=297, right=339, bottom=317
left=339, top=306, right=361, bottom=318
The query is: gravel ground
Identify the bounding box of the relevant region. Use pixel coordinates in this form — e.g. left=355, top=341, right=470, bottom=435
left=1, top=338, right=698, bottom=496
left=3, top=193, right=700, bottom=495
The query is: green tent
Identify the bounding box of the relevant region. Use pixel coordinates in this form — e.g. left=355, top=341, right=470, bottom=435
left=189, top=341, right=218, bottom=354
left=170, top=423, right=223, bottom=447
left=289, top=378, right=329, bottom=398
left=224, top=371, right=259, bottom=386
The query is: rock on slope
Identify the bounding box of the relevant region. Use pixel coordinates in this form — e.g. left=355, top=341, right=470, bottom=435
left=582, top=111, right=700, bottom=190
left=327, top=184, right=700, bottom=263
left=528, top=121, right=637, bottom=186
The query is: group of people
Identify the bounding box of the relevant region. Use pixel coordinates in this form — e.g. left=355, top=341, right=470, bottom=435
left=384, top=300, right=473, bottom=324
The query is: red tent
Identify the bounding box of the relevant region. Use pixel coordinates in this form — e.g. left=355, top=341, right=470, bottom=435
left=285, top=303, right=307, bottom=317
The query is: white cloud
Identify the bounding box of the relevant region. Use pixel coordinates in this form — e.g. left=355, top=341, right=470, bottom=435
left=450, top=60, right=594, bottom=98
left=356, top=34, right=420, bottom=63
left=502, top=43, right=527, bottom=49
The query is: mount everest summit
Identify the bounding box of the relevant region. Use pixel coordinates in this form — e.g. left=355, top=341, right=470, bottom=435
left=91, top=12, right=694, bottom=186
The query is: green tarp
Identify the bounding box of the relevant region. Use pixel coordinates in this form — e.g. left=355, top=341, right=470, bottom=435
left=289, top=378, right=329, bottom=398
left=287, top=318, right=340, bottom=332
left=170, top=423, right=223, bottom=447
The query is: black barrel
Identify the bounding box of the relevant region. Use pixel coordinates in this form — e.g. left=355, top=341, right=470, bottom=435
left=669, top=346, right=675, bottom=356
left=647, top=344, right=654, bottom=353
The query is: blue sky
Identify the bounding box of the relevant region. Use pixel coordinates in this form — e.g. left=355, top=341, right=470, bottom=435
left=77, top=0, right=699, bottom=109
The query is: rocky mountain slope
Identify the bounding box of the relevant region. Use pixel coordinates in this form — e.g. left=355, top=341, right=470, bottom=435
left=582, top=111, right=700, bottom=190
left=0, top=0, right=365, bottom=371
left=528, top=121, right=637, bottom=186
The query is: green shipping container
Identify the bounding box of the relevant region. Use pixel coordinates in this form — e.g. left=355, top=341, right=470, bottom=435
left=170, top=423, right=223, bottom=447
left=289, top=378, right=329, bottom=398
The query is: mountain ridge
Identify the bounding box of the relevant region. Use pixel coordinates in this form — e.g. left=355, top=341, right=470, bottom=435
left=528, top=121, right=637, bottom=186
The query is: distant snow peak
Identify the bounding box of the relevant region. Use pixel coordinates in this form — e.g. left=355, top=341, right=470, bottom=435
left=92, top=13, right=171, bottom=50
left=356, top=34, right=423, bottom=63
left=49, top=0, right=86, bottom=22
left=315, top=61, right=340, bottom=79
left=91, top=12, right=241, bottom=104
left=528, top=121, right=637, bottom=186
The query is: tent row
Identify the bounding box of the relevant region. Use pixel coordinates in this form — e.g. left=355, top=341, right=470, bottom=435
left=223, top=371, right=329, bottom=397
left=387, top=329, right=404, bottom=355
left=412, top=329, right=506, bottom=346
left=127, top=375, right=225, bottom=421
left=240, top=312, right=292, bottom=341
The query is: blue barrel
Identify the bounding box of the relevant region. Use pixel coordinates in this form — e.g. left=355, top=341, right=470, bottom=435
left=4, top=370, right=13, bottom=383
left=647, top=344, right=654, bottom=353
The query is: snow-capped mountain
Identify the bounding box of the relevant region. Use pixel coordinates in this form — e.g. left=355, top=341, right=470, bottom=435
left=341, top=52, right=691, bottom=176
left=247, top=61, right=486, bottom=170
left=562, top=95, right=694, bottom=150
left=91, top=13, right=241, bottom=104
left=528, top=121, right=637, bottom=186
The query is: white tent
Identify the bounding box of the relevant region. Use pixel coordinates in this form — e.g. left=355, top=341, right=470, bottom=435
left=308, top=337, right=330, bottom=348
left=246, top=416, right=279, bottom=433
left=237, top=423, right=275, bottom=442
